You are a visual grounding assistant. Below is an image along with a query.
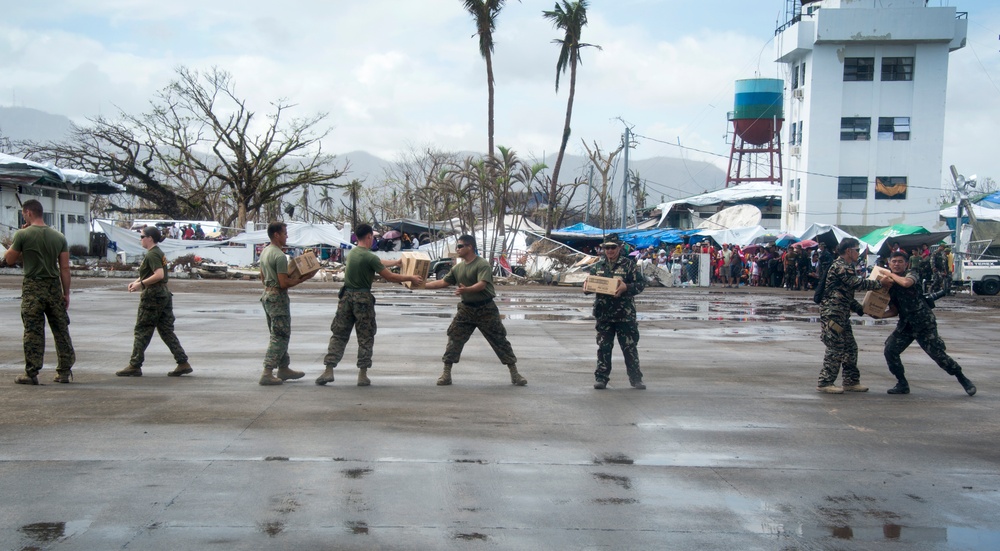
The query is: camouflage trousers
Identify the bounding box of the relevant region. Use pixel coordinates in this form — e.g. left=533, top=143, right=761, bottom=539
left=595, top=319, right=642, bottom=383
left=324, top=290, right=377, bottom=370
left=818, top=317, right=860, bottom=386
left=261, top=290, right=291, bottom=370
left=884, top=321, right=962, bottom=381
left=442, top=301, right=517, bottom=367
left=129, top=286, right=187, bottom=368
left=21, top=278, right=75, bottom=376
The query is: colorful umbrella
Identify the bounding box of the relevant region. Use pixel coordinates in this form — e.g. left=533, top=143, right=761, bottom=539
left=382, top=230, right=402, bottom=240
left=796, top=239, right=819, bottom=249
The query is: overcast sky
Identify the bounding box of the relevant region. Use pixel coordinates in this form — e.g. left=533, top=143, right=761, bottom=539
left=1, top=0, right=997, bottom=189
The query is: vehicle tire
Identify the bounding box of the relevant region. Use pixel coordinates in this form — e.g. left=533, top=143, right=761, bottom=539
left=435, top=265, right=450, bottom=281
left=972, top=282, right=983, bottom=295
left=981, top=278, right=1000, bottom=296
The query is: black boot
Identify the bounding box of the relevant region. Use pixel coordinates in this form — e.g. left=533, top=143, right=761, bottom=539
left=957, top=374, right=977, bottom=396
left=887, top=380, right=910, bottom=394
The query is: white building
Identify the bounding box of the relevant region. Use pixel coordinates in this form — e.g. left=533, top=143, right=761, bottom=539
left=775, top=0, right=967, bottom=234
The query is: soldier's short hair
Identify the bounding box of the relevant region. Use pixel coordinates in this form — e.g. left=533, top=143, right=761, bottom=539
left=889, top=250, right=909, bottom=261
left=143, top=226, right=163, bottom=243
left=267, top=222, right=286, bottom=239
left=836, top=238, right=860, bottom=255
left=356, top=224, right=374, bottom=239
left=22, top=199, right=43, bottom=218
left=458, top=234, right=476, bottom=251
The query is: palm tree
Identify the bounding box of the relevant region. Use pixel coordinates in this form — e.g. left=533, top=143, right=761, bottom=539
left=542, top=0, right=599, bottom=236
left=462, top=0, right=516, bottom=158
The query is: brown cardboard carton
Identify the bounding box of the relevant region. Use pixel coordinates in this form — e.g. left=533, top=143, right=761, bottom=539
left=584, top=275, right=622, bottom=296
left=288, top=250, right=321, bottom=280
left=400, top=251, right=430, bottom=289
left=862, top=265, right=891, bottom=317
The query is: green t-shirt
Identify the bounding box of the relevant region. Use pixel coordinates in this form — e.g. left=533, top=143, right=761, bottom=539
left=444, top=256, right=495, bottom=303
left=139, top=246, right=168, bottom=283
left=11, top=225, right=68, bottom=279
left=343, top=246, right=386, bottom=290
left=259, top=244, right=288, bottom=288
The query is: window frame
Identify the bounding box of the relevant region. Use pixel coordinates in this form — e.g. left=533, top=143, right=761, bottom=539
left=840, top=117, right=871, bottom=141
left=877, top=117, right=910, bottom=141
left=881, top=57, right=914, bottom=82
left=875, top=177, right=908, bottom=200
left=844, top=57, right=875, bottom=81
left=838, top=177, right=868, bottom=200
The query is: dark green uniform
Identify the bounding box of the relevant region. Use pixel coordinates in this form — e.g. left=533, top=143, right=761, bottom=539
left=324, top=246, right=385, bottom=370
left=817, top=257, right=881, bottom=387
left=884, top=270, right=966, bottom=384
left=930, top=250, right=950, bottom=293
left=11, top=225, right=75, bottom=378
left=260, top=244, right=292, bottom=371
left=441, top=256, right=517, bottom=366
left=589, top=254, right=644, bottom=385
left=128, top=245, right=188, bottom=368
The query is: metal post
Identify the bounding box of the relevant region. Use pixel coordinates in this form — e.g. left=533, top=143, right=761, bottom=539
left=620, top=127, right=630, bottom=228
left=585, top=165, right=594, bottom=225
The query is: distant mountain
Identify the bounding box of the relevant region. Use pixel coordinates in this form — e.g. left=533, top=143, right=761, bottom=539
left=1, top=107, right=726, bottom=209
left=0, top=106, right=74, bottom=143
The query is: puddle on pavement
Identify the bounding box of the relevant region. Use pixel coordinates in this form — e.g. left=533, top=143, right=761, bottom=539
left=343, top=467, right=373, bottom=479
left=19, top=522, right=66, bottom=542
left=346, top=520, right=369, bottom=535
left=595, top=453, right=634, bottom=465
left=454, top=532, right=488, bottom=541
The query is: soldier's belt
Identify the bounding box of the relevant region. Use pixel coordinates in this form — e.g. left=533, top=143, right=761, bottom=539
left=461, top=298, right=494, bottom=308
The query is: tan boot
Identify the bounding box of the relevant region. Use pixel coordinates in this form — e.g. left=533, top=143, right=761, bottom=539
left=843, top=384, right=869, bottom=392
left=116, top=365, right=142, bottom=377
left=53, top=370, right=73, bottom=383
left=276, top=366, right=305, bottom=380
left=436, top=364, right=452, bottom=386
left=258, top=369, right=283, bottom=386
left=357, top=368, right=371, bottom=387
left=817, top=385, right=844, bottom=394
left=508, top=365, right=527, bottom=386
left=315, top=367, right=335, bottom=386
left=168, top=363, right=193, bottom=377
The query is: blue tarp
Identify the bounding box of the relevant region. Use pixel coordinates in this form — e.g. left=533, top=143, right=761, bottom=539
left=553, top=223, right=702, bottom=249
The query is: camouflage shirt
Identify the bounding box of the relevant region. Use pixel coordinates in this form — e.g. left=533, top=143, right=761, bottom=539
left=820, top=257, right=882, bottom=323
left=589, top=254, right=644, bottom=321
left=887, top=269, right=936, bottom=331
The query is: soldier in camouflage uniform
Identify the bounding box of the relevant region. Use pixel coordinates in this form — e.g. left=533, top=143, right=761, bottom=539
left=5, top=200, right=76, bottom=384
left=116, top=226, right=193, bottom=377
left=586, top=235, right=646, bottom=389
left=816, top=238, right=884, bottom=394
left=257, top=222, right=315, bottom=386
left=318, top=224, right=421, bottom=387
left=878, top=250, right=976, bottom=396
left=930, top=244, right=951, bottom=293
left=423, top=234, right=525, bottom=386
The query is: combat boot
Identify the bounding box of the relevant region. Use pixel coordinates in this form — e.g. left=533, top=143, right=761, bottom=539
left=116, top=365, right=143, bottom=377
left=593, top=380, right=607, bottom=389
left=315, top=367, right=335, bottom=386
left=357, top=368, right=371, bottom=387
left=630, top=378, right=646, bottom=390
left=957, top=374, right=977, bottom=396
left=842, top=384, right=868, bottom=392
left=816, top=385, right=844, bottom=394
left=887, top=383, right=910, bottom=394
left=15, top=374, right=39, bottom=385
left=508, top=365, right=527, bottom=386
left=436, top=364, right=452, bottom=386
left=168, top=363, right=193, bottom=377
left=258, top=369, right=283, bottom=386
left=53, top=370, right=73, bottom=384
left=276, top=366, right=305, bottom=381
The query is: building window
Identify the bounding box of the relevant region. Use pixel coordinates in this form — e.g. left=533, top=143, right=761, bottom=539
left=790, top=122, right=797, bottom=145
left=791, top=65, right=799, bottom=89
left=881, top=57, right=914, bottom=81
left=875, top=177, right=907, bottom=200
left=844, top=57, right=875, bottom=81
left=838, top=177, right=867, bottom=199
left=878, top=117, right=910, bottom=140
left=800, top=62, right=806, bottom=86
left=796, top=121, right=803, bottom=145
left=840, top=117, right=871, bottom=141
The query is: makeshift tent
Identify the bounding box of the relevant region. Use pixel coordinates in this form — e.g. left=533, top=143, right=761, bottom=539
left=797, top=223, right=858, bottom=250
left=228, top=222, right=352, bottom=248
left=695, top=225, right=768, bottom=248
left=655, top=182, right=782, bottom=227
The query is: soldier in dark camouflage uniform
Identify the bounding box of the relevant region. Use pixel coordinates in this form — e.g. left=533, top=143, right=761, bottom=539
left=5, top=200, right=76, bottom=385
left=586, top=235, right=646, bottom=389
left=423, top=234, right=525, bottom=386
left=879, top=250, right=976, bottom=396
left=930, top=244, right=951, bottom=293
left=816, top=238, right=884, bottom=394
left=318, top=223, right=421, bottom=387
left=257, top=222, right=315, bottom=386
left=116, top=226, right=192, bottom=377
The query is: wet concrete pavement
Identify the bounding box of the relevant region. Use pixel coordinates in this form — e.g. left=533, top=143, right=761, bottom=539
left=1, top=277, right=998, bottom=550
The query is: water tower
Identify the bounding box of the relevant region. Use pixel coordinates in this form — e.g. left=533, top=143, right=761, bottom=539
left=725, top=78, right=784, bottom=188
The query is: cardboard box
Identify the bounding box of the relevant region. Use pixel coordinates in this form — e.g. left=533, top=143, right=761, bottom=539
left=288, top=250, right=321, bottom=280
left=862, top=265, right=891, bottom=317
left=400, top=251, right=430, bottom=289
left=584, top=275, right=622, bottom=296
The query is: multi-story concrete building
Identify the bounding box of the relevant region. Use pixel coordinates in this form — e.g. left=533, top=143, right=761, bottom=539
left=775, top=0, right=967, bottom=234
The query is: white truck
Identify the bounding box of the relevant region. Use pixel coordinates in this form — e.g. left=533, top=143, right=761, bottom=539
left=959, top=261, right=1000, bottom=295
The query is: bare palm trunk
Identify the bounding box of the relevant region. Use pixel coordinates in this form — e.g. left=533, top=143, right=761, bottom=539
left=486, top=51, right=495, bottom=158
left=547, top=52, right=578, bottom=237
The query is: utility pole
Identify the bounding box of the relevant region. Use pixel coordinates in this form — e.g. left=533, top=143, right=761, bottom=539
left=585, top=165, right=594, bottom=226
left=620, top=126, right=630, bottom=228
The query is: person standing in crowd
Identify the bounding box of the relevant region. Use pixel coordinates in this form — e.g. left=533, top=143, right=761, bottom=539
left=257, top=222, right=316, bottom=386
left=117, top=226, right=192, bottom=378
left=422, top=234, right=526, bottom=387
left=816, top=238, right=884, bottom=394
left=587, top=235, right=646, bottom=390
left=317, top=223, right=422, bottom=387
left=5, top=200, right=76, bottom=384
left=877, top=251, right=976, bottom=396
left=930, top=243, right=951, bottom=293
